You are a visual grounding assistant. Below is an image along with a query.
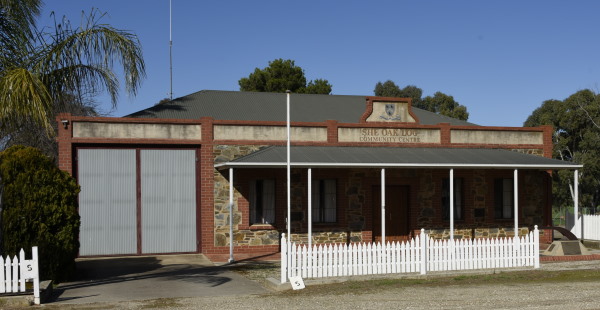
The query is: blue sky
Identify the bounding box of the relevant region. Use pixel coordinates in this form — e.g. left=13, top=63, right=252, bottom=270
left=40, top=1, right=600, bottom=126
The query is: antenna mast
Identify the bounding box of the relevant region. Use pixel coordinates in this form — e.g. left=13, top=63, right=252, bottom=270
left=169, top=0, right=173, bottom=100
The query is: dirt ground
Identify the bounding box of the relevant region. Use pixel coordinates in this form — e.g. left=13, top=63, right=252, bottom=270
left=31, top=260, right=600, bottom=310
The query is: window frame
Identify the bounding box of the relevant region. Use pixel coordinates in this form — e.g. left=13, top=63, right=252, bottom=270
left=249, top=179, right=276, bottom=225
left=311, top=179, right=337, bottom=223
left=494, top=178, right=514, bottom=219
left=442, top=178, right=464, bottom=221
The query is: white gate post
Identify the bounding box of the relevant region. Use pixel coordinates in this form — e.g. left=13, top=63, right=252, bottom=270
left=420, top=228, right=427, bottom=275
left=281, top=233, right=287, bottom=283
left=32, top=247, right=39, bottom=305
left=533, top=226, right=540, bottom=269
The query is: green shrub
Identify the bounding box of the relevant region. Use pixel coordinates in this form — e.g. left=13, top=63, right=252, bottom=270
left=0, top=145, right=80, bottom=282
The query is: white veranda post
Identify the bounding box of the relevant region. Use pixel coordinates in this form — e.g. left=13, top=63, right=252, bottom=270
left=574, top=169, right=580, bottom=238
left=514, top=169, right=519, bottom=237
left=308, top=168, right=312, bottom=247
left=450, top=168, right=454, bottom=240
left=229, top=168, right=234, bottom=263
left=381, top=168, right=386, bottom=244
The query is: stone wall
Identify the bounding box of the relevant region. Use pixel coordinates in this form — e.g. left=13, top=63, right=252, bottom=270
left=428, top=227, right=530, bottom=240
left=422, top=169, right=547, bottom=239
left=213, top=145, right=271, bottom=247
left=289, top=231, right=363, bottom=244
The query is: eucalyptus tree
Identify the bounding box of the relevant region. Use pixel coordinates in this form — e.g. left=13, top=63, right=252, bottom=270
left=525, top=89, right=600, bottom=213
left=239, top=58, right=332, bottom=94
left=0, top=0, right=145, bottom=136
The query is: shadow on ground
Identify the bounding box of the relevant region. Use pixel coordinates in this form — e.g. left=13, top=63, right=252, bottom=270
left=48, top=254, right=266, bottom=304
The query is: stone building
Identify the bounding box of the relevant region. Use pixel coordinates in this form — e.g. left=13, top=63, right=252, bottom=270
left=56, top=90, right=581, bottom=260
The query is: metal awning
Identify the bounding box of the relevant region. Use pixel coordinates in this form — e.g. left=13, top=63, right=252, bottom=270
left=214, top=146, right=582, bottom=170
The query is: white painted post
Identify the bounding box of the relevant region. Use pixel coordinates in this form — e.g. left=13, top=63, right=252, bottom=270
left=381, top=169, right=386, bottom=245
left=286, top=91, right=292, bottom=239
left=533, top=226, right=540, bottom=269
left=420, top=228, right=427, bottom=275
left=514, top=169, right=519, bottom=238
left=32, top=247, right=39, bottom=305
left=18, top=249, right=25, bottom=292
left=574, top=170, right=580, bottom=239
left=0, top=256, right=4, bottom=293
left=229, top=168, right=234, bottom=263
left=450, top=169, right=454, bottom=240
left=308, top=168, right=312, bottom=248
left=281, top=234, right=287, bottom=283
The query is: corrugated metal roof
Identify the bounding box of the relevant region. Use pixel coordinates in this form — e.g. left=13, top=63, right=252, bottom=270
left=215, top=146, right=581, bottom=169
left=126, top=90, right=478, bottom=126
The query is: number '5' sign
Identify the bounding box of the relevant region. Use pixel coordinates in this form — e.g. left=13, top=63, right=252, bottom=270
left=22, top=260, right=36, bottom=279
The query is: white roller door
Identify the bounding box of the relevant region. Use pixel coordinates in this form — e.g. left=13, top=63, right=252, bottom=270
left=78, top=149, right=137, bottom=256
left=141, top=150, right=196, bottom=253
left=77, top=148, right=197, bottom=256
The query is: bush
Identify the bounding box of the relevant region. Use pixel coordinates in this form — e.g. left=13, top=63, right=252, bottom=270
left=0, top=145, right=80, bottom=282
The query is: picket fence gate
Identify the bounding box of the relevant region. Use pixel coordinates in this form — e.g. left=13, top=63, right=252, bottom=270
left=0, top=247, right=40, bottom=305
left=281, top=226, right=540, bottom=283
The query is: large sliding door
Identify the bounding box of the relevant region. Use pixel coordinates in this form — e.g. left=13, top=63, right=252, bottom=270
left=78, top=149, right=137, bottom=256
left=141, top=150, right=196, bottom=253
left=77, top=148, right=198, bottom=256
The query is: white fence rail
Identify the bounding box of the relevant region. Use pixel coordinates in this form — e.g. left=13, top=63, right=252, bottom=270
left=281, top=226, right=540, bottom=283
left=0, top=247, right=40, bottom=305
left=569, top=214, right=600, bottom=241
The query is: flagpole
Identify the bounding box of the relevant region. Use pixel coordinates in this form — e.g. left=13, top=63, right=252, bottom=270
left=286, top=90, right=291, bottom=239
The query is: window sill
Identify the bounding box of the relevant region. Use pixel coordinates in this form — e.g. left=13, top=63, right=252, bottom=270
left=249, top=224, right=277, bottom=231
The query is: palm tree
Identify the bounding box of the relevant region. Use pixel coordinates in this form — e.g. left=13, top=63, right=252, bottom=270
left=0, top=0, right=145, bottom=133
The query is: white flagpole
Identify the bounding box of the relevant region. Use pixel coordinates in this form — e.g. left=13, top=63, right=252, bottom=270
left=286, top=91, right=291, bottom=239
left=169, top=0, right=173, bottom=100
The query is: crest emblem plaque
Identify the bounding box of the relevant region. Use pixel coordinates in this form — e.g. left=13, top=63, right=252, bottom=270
left=385, top=104, right=395, bottom=117
left=380, top=103, right=402, bottom=121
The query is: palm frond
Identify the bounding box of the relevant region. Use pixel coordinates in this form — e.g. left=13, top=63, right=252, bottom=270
left=0, top=67, right=52, bottom=131
left=37, top=10, right=145, bottom=108
left=43, top=63, right=118, bottom=110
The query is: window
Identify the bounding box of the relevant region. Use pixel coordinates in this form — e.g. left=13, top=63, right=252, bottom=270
left=442, top=178, right=463, bottom=220
left=495, top=178, right=513, bottom=219
left=249, top=179, right=275, bottom=224
left=312, top=179, right=336, bottom=223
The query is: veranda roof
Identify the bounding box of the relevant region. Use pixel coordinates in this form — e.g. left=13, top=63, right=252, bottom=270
left=214, top=146, right=582, bottom=170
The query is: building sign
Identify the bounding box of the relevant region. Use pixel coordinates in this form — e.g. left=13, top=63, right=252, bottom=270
left=338, top=128, right=440, bottom=143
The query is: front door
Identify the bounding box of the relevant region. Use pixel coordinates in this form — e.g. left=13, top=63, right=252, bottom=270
left=373, top=185, right=410, bottom=242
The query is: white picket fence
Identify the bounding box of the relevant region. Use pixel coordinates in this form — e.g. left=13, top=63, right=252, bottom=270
left=569, top=214, right=600, bottom=241
left=281, top=226, right=540, bottom=283
left=0, top=247, right=40, bottom=305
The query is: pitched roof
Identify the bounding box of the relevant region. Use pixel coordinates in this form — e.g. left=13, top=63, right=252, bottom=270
left=215, top=146, right=581, bottom=170
left=126, top=90, right=478, bottom=126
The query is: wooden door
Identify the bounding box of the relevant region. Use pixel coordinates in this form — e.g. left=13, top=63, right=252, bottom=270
left=373, top=185, right=410, bottom=242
